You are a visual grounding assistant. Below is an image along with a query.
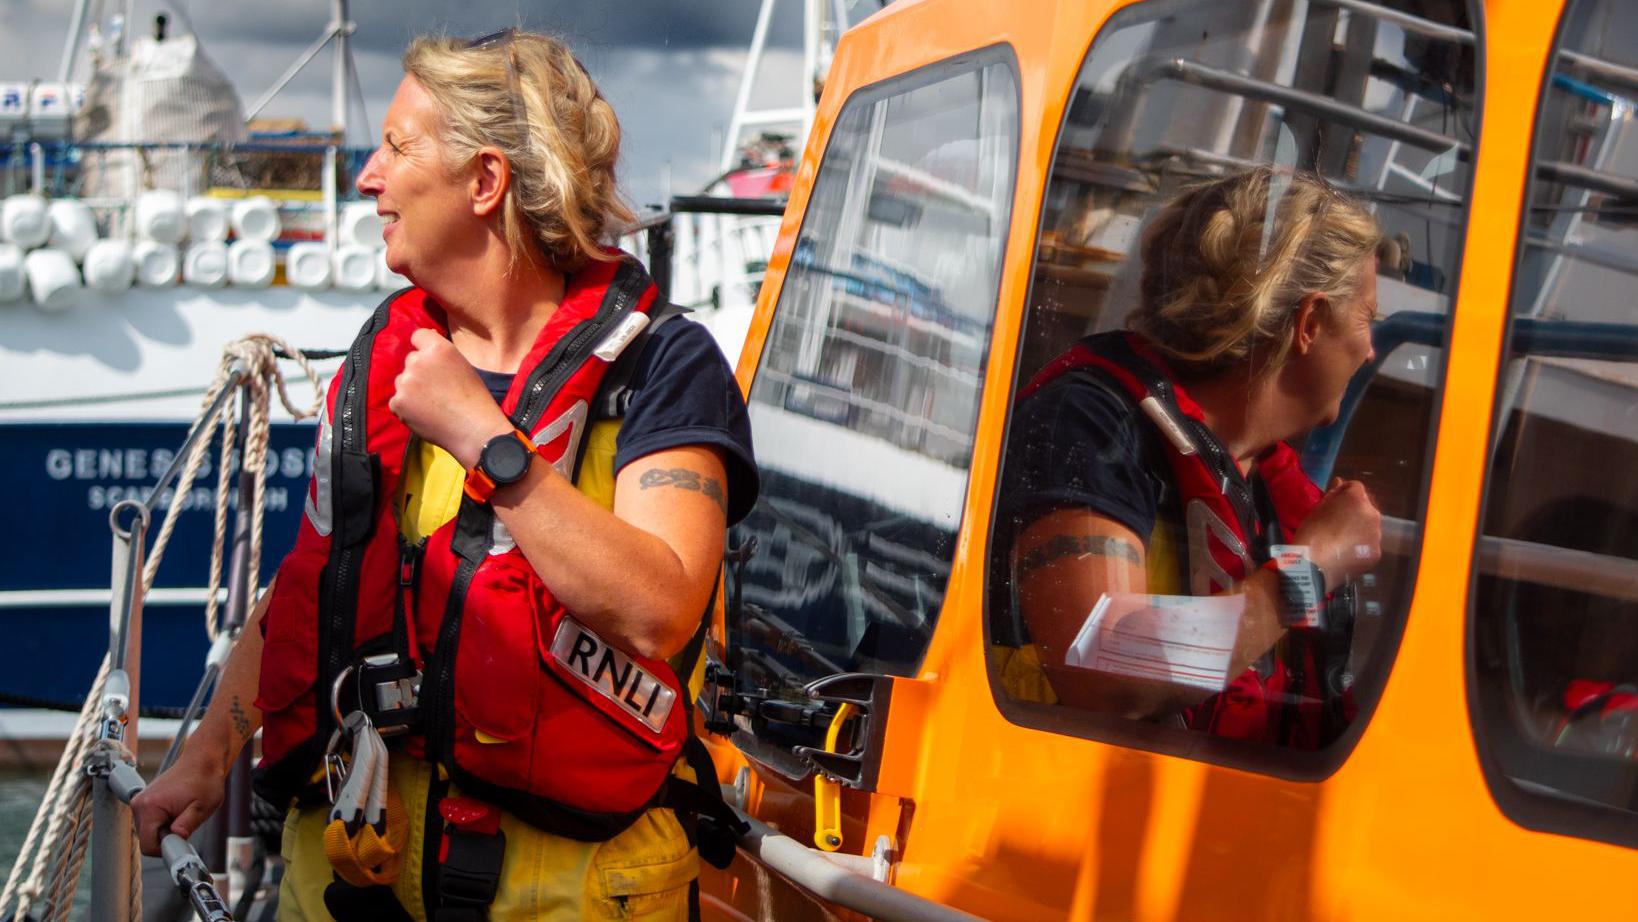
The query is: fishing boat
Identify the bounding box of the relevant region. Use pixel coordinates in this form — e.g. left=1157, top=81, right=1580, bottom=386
left=0, top=1, right=386, bottom=721
left=0, top=0, right=820, bottom=722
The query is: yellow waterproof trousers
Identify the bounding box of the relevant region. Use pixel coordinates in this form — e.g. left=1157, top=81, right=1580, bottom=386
left=278, top=758, right=697, bottom=921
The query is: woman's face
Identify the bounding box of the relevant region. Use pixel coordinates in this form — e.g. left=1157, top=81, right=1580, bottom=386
left=1308, top=256, right=1380, bottom=426
left=355, top=76, right=473, bottom=282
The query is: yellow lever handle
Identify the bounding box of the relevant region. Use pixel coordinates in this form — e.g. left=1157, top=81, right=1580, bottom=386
left=812, top=701, right=856, bottom=852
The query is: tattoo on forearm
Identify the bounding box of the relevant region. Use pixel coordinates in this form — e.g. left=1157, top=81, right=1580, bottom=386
left=639, top=468, right=727, bottom=513
left=1017, top=534, right=1141, bottom=574
left=230, top=697, right=252, bottom=742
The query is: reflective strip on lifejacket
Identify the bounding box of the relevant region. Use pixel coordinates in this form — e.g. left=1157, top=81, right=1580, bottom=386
left=304, top=399, right=335, bottom=537
left=489, top=398, right=594, bottom=556
left=592, top=312, right=651, bottom=362
left=1185, top=498, right=1251, bottom=596
left=548, top=617, right=678, bottom=734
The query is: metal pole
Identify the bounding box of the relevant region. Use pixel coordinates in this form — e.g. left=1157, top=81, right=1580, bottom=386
left=222, top=390, right=258, bottom=908
left=90, top=504, right=146, bottom=922
left=647, top=218, right=674, bottom=304
left=242, top=27, right=338, bottom=123
left=57, top=0, right=94, bottom=84
left=720, top=0, right=778, bottom=175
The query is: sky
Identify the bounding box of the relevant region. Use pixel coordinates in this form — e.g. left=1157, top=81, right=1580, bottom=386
left=0, top=0, right=880, bottom=208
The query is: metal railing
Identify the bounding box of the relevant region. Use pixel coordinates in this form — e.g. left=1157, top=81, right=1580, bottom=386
left=721, top=789, right=988, bottom=922
left=621, top=194, right=786, bottom=307
left=83, top=365, right=265, bottom=921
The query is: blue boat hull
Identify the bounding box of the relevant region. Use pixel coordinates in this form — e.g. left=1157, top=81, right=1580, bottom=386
left=3, top=421, right=316, bottom=710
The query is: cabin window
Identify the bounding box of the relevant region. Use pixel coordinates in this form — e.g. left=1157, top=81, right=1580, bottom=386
left=725, top=49, right=1018, bottom=763
left=1470, top=0, right=1638, bottom=848
left=987, top=0, right=1478, bottom=777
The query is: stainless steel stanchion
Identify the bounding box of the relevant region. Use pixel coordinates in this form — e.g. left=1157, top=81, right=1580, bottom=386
left=90, top=501, right=145, bottom=922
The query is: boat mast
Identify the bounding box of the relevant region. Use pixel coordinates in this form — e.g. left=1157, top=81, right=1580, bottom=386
left=718, top=0, right=846, bottom=176
left=57, top=0, right=95, bottom=83
left=323, top=0, right=353, bottom=248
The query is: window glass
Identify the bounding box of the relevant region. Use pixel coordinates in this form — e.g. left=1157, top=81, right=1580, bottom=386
left=1471, top=0, right=1638, bottom=845
left=726, top=50, right=1018, bottom=763
left=988, top=0, right=1477, bottom=774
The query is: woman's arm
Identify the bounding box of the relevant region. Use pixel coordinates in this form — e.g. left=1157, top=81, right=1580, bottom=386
left=389, top=327, right=728, bottom=661
left=1015, top=508, right=1287, bottom=715
left=488, top=442, right=728, bottom=659
left=1017, top=479, right=1380, bottom=717
left=130, top=581, right=271, bottom=855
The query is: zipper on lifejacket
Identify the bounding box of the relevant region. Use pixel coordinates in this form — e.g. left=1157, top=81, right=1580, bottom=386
left=426, top=552, right=479, bottom=770
left=397, top=539, right=426, bottom=663
left=318, top=321, right=377, bottom=738
left=513, top=270, right=638, bottom=427
left=516, top=317, right=612, bottom=426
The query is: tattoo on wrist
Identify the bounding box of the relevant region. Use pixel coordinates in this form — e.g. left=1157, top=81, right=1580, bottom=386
left=230, top=697, right=252, bottom=742
left=1017, top=534, right=1141, bottom=574
left=638, top=468, right=727, bottom=513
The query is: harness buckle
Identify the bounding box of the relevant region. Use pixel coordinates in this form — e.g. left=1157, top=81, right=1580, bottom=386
left=354, top=653, right=422, bottom=737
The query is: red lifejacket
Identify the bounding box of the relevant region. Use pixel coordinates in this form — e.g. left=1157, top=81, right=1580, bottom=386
left=1023, top=332, right=1354, bottom=749
left=254, top=256, right=688, bottom=839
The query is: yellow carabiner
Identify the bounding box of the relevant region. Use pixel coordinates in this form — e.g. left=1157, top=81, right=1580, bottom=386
left=812, top=701, right=856, bottom=852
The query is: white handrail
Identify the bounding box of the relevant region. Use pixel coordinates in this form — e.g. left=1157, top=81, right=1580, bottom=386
left=1383, top=516, right=1638, bottom=603
left=731, top=806, right=989, bottom=922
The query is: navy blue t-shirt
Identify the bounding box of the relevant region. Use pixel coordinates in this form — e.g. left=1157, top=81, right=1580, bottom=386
left=997, top=367, right=1169, bottom=544
left=476, top=317, right=758, bottom=525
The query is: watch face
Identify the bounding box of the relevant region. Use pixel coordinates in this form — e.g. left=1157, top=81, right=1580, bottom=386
left=482, top=433, right=532, bottom=484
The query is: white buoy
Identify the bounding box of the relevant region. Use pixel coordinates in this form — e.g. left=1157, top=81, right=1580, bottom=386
left=333, top=244, right=376, bottom=292
left=133, top=240, right=180, bottom=287
left=135, top=190, right=186, bottom=243
left=0, top=243, right=24, bottom=301
left=83, top=239, right=135, bottom=292
left=286, top=242, right=332, bottom=290
left=47, top=199, right=98, bottom=261
left=184, top=241, right=229, bottom=287
left=228, top=239, right=276, bottom=288
left=376, top=248, right=411, bottom=291
left=2, top=194, right=50, bottom=249
left=186, top=197, right=230, bottom=242
left=339, top=202, right=384, bottom=249
left=24, top=248, right=80, bottom=311
left=230, top=196, right=281, bottom=242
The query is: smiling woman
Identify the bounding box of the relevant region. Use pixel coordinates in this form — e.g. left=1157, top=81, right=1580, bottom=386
left=130, top=28, right=757, bottom=922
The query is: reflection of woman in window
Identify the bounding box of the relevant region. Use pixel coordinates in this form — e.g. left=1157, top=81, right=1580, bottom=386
left=995, top=167, right=1384, bottom=749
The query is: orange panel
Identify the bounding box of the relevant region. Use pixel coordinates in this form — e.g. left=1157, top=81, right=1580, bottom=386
left=704, top=0, right=1638, bottom=919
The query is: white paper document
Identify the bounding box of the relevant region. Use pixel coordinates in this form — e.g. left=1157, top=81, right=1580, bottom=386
left=1063, top=592, right=1246, bottom=692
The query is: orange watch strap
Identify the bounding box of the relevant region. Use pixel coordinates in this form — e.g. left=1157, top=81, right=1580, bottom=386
left=462, top=429, right=535, bottom=504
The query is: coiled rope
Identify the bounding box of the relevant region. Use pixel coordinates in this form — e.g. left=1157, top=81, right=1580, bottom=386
left=0, top=334, right=325, bottom=921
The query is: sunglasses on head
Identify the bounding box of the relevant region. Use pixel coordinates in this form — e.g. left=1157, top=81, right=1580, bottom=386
left=466, top=28, right=523, bottom=123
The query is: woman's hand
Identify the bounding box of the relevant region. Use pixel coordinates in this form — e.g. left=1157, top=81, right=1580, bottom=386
left=389, top=328, right=513, bottom=468
left=1293, top=478, right=1382, bottom=582
left=131, top=747, right=227, bottom=856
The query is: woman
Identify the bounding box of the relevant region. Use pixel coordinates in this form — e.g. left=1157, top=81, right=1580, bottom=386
left=133, top=31, right=755, bottom=920
left=996, top=167, right=1382, bottom=749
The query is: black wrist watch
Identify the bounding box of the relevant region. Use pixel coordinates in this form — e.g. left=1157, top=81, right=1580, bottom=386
left=1269, top=545, right=1326, bottom=630
left=464, top=430, right=535, bottom=503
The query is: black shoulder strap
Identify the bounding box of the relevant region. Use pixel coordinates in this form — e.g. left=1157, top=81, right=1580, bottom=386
left=592, top=303, right=693, bottom=422
left=563, top=302, right=692, bottom=486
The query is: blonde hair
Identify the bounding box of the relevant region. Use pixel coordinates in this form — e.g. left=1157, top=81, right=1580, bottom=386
left=1131, top=166, right=1381, bottom=375
left=402, top=33, right=635, bottom=274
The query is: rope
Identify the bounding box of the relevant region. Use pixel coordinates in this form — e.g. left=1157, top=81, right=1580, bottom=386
left=0, top=334, right=326, bottom=921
